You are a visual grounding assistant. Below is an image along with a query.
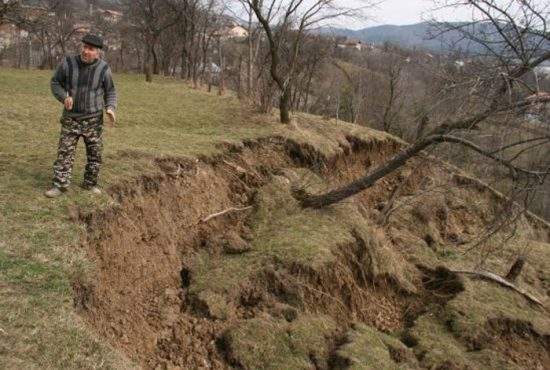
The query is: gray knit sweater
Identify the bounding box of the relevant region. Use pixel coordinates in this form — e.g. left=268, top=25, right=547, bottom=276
left=51, top=55, right=117, bottom=119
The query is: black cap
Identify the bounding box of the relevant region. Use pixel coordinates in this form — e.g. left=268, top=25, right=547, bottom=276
left=82, top=34, right=103, bottom=49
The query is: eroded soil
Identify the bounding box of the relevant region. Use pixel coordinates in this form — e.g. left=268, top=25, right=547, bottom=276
left=74, top=128, right=550, bottom=369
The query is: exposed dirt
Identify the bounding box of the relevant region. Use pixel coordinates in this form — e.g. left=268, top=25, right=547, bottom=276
left=485, top=318, right=550, bottom=369
left=73, top=131, right=550, bottom=369
left=79, top=158, right=239, bottom=368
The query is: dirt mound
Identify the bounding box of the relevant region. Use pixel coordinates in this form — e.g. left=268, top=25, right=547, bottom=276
left=486, top=318, right=550, bottom=368
left=74, top=123, right=550, bottom=369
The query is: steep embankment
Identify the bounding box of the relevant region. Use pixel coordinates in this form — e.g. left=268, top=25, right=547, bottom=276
left=75, top=119, right=550, bottom=369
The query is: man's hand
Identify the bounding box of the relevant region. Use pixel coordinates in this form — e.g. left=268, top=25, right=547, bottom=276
left=106, top=109, right=116, bottom=125
left=64, top=97, right=73, bottom=111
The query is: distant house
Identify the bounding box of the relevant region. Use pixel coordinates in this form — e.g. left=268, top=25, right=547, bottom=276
left=73, top=22, right=92, bottom=35
left=525, top=91, right=550, bottom=125
left=534, top=60, right=550, bottom=78
left=227, top=25, right=248, bottom=38
left=217, top=24, right=248, bottom=39
left=98, top=9, right=123, bottom=23
left=526, top=91, right=550, bottom=103
left=455, top=60, right=465, bottom=68
left=0, top=23, right=29, bottom=49
left=337, top=38, right=363, bottom=51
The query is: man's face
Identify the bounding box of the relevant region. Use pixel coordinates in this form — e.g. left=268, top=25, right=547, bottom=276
left=81, top=43, right=100, bottom=63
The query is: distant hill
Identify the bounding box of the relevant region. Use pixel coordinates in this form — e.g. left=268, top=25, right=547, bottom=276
left=321, top=23, right=436, bottom=51
left=319, top=21, right=548, bottom=54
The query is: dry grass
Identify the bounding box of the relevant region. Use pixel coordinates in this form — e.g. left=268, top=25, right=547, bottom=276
left=0, top=68, right=275, bottom=369
left=409, top=277, right=550, bottom=369
left=1, top=68, right=549, bottom=370
left=335, top=323, right=418, bottom=369
left=223, top=315, right=338, bottom=370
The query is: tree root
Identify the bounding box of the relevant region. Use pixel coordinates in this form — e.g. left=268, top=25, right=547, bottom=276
left=451, top=269, right=545, bottom=307
left=200, top=206, right=253, bottom=223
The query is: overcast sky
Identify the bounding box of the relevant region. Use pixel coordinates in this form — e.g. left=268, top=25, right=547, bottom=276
left=345, top=0, right=549, bottom=29
left=228, top=0, right=549, bottom=30
left=365, top=0, right=474, bottom=27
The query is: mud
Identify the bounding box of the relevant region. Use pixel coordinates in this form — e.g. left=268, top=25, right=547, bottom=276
left=74, top=134, right=550, bottom=369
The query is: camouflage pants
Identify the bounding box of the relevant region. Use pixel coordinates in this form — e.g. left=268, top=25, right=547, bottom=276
left=52, top=115, right=103, bottom=189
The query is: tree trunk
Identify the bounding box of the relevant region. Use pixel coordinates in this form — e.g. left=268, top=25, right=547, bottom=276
left=218, top=67, right=225, bottom=96
left=136, top=47, right=142, bottom=70
left=298, top=137, right=437, bottom=208
left=247, top=45, right=253, bottom=96
left=237, top=55, right=243, bottom=98
left=192, top=62, right=198, bottom=88
left=279, top=87, right=291, bottom=124
left=15, top=35, right=21, bottom=68
left=149, top=38, right=159, bottom=75
left=505, top=256, right=526, bottom=282
left=291, top=85, right=299, bottom=111
left=162, top=53, right=171, bottom=76
left=144, top=50, right=153, bottom=82
left=297, top=102, right=500, bottom=208
left=48, top=43, right=54, bottom=69
left=152, top=47, right=159, bottom=75
left=118, top=43, right=124, bottom=71
left=26, top=39, right=31, bottom=69
left=180, top=48, right=188, bottom=79
left=246, top=13, right=254, bottom=97
left=218, top=40, right=225, bottom=96
left=145, top=64, right=153, bottom=82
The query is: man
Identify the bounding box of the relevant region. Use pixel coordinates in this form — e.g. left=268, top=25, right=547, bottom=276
left=44, top=33, right=117, bottom=198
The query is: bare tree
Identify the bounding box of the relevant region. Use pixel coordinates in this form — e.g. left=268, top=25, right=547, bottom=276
left=298, top=0, right=550, bottom=207
left=173, top=0, right=200, bottom=80
left=12, top=0, right=85, bottom=69
left=49, top=0, right=82, bottom=56
left=0, top=0, right=19, bottom=25
left=124, top=0, right=182, bottom=81
left=379, top=51, right=404, bottom=133
left=230, top=0, right=263, bottom=98
left=289, top=35, right=331, bottom=112
left=194, top=0, right=221, bottom=88
left=243, top=0, right=375, bottom=124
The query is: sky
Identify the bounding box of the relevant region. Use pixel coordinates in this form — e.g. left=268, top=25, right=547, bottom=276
left=227, top=0, right=478, bottom=30
left=345, top=0, right=549, bottom=29
left=227, top=0, right=549, bottom=30
left=364, top=0, right=474, bottom=27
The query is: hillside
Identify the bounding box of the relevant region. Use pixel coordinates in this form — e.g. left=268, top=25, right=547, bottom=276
left=0, top=69, right=549, bottom=369
left=320, top=22, right=482, bottom=53
left=320, top=22, right=550, bottom=54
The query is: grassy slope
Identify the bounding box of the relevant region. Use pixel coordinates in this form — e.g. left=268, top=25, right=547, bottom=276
left=0, top=68, right=276, bottom=368
left=1, top=68, right=549, bottom=370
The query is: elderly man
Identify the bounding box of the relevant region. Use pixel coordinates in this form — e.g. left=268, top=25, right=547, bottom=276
left=45, top=33, right=117, bottom=198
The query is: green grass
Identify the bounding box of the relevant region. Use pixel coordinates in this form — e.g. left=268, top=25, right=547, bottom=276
left=0, top=67, right=395, bottom=369
left=187, top=172, right=357, bottom=297
left=0, top=68, right=276, bottom=369
left=336, top=323, right=418, bottom=370
left=224, top=315, right=337, bottom=370
left=2, top=68, right=548, bottom=370
left=188, top=168, right=419, bottom=311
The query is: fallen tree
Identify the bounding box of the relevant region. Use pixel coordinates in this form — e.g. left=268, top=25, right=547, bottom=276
left=297, top=0, right=550, bottom=209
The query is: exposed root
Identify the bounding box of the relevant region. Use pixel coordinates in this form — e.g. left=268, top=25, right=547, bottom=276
left=261, top=236, right=414, bottom=333
left=451, top=269, right=545, bottom=307
left=200, top=206, right=253, bottom=223
left=75, top=132, right=550, bottom=369
left=485, top=317, right=550, bottom=368
left=420, top=266, right=465, bottom=301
